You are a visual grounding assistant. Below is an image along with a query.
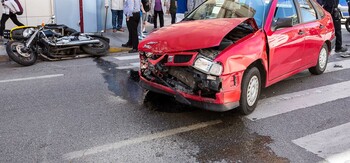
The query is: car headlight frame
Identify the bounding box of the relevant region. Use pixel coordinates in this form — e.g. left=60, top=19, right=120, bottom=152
left=23, top=28, right=34, bottom=38
left=193, top=57, right=223, bottom=76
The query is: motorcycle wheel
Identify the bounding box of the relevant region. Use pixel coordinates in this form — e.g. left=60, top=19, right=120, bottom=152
left=6, top=41, right=37, bottom=66
left=346, top=18, right=350, bottom=33
left=81, top=37, right=110, bottom=56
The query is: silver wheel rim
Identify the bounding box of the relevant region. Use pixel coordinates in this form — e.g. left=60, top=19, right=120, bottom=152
left=14, top=43, right=31, bottom=58
left=319, top=47, right=327, bottom=70
left=247, top=76, right=259, bottom=106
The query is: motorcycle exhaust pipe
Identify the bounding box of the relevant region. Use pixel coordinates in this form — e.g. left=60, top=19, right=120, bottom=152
left=43, top=39, right=100, bottom=46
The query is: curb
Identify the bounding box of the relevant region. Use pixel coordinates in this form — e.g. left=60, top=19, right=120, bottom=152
left=109, top=47, right=132, bottom=53
left=0, top=55, right=9, bottom=63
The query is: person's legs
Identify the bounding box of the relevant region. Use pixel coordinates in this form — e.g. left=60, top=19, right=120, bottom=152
left=137, top=12, right=142, bottom=39
left=130, top=12, right=140, bottom=51
left=131, top=13, right=140, bottom=50
left=116, top=10, right=124, bottom=31
left=142, top=12, right=147, bottom=33
left=122, top=18, right=132, bottom=47
left=159, top=11, right=164, bottom=27
left=0, top=14, right=10, bottom=37
left=9, top=14, right=24, bottom=26
left=171, top=12, right=176, bottom=24
left=111, top=9, right=117, bottom=32
left=334, top=18, right=344, bottom=51
left=153, top=10, right=158, bottom=28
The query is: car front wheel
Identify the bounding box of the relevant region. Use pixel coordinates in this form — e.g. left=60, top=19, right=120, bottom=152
left=309, top=44, right=328, bottom=75
left=239, top=67, right=261, bottom=115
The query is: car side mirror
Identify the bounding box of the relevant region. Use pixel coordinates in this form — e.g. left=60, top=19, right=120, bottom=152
left=273, top=18, right=293, bottom=30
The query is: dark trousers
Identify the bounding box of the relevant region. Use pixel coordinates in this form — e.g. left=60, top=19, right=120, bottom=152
left=171, top=12, right=176, bottom=24
left=153, top=10, right=164, bottom=28
left=126, top=12, right=140, bottom=50
left=111, top=10, right=123, bottom=30
left=333, top=17, right=342, bottom=50
left=0, top=13, right=24, bottom=36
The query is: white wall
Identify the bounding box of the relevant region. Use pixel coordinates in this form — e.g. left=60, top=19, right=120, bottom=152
left=0, top=0, right=54, bottom=29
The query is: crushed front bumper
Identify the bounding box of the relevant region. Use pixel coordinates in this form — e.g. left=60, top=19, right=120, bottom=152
left=139, top=76, right=240, bottom=112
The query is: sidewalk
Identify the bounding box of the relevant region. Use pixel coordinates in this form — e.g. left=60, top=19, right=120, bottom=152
left=0, top=14, right=174, bottom=63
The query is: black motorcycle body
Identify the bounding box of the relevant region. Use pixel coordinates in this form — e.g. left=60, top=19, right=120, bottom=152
left=5, top=25, right=110, bottom=66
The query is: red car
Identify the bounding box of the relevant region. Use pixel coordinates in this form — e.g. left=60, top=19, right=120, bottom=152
left=138, top=0, right=335, bottom=114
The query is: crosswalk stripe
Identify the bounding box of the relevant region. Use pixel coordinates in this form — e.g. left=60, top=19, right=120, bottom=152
left=115, top=62, right=139, bottom=70
left=292, top=122, right=350, bottom=162
left=246, top=80, right=350, bottom=121
left=114, top=55, right=139, bottom=60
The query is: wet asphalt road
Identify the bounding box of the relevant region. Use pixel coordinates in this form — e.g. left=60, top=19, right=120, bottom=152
left=1, top=29, right=350, bottom=162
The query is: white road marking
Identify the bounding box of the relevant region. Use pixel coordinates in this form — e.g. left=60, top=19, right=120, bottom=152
left=0, top=74, right=64, bottom=83
left=292, top=122, right=350, bottom=162
left=115, top=62, right=139, bottom=70
left=246, top=80, right=350, bottom=121
left=287, top=58, right=350, bottom=80
left=62, top=120, right=222, bottom=160
left=114, top=55, right=139, bottom=60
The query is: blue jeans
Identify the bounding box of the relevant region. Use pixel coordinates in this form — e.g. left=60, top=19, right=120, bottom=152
left=111, top=10, right=123, bottom=30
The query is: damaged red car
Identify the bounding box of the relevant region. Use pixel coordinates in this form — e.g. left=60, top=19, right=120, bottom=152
left=138, top=0, right=335, bottom=114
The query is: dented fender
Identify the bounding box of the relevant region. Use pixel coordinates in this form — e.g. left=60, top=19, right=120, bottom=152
left=215, top=30, right=268, bottom=76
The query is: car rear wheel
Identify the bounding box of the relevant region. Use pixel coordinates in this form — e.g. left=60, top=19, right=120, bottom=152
left=309, top=44, right=328, bottom=75
left=239, top=67, right=261, bottom=115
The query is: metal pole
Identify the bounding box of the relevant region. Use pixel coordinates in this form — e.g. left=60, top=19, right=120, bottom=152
left=104, top=6, right=108, bottom=33
left=79, top=0, right=84, bottom=32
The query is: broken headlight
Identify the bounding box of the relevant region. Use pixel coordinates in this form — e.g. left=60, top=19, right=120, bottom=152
left=193, top=57, right=223, bottom=76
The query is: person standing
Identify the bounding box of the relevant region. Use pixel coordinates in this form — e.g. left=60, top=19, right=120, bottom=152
left=141, top=0, right=150, bottom=33
left=0, top=0, right=24, bottom=40
left=168, top=0, right=177, bottom=24
left=122, top=0, right=141, bottom=53
left=322, top=0, right=347, bottom=53
left=150, top=0, right=167, bottom=29
left=105, top=0, right=124, bottom=32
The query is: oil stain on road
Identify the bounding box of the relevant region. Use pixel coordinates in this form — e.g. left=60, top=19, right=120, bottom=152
left=94, top=58, right=143, bottom=104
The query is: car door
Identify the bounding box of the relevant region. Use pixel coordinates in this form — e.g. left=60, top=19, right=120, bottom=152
left=267, top=0, right=305, bottom=81
left=297, top=0, right=326, bottom=67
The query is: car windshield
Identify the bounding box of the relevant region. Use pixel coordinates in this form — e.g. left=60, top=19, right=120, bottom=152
left=185, top=0, right=272, bottom=28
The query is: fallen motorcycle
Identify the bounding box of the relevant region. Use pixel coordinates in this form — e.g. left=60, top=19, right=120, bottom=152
left=5, top=24, right=110, bottom=66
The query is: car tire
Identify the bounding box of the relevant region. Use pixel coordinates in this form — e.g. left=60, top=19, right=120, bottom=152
left=239, top=67, right=261, bottom=115
left=345, top=18, right=350, bottom=33
left=309, top=44, right=328, bottom=75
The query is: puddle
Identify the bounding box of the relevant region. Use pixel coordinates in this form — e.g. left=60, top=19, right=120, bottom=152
left=189, top=114, right=289, bottom=162
left=94, top=58, right=144, bottom=104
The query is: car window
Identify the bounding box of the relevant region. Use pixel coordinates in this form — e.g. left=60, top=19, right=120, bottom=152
left=273, top=0, right=299, bottom=25
left=297, top=0, right=317, bottom=22
left=311, top=0, right=325, bottom=19
left=184, top=0, right=272, bottom=28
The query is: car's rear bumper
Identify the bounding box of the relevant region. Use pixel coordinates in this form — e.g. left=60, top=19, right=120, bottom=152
left=139, top=76, right=240, bottom=112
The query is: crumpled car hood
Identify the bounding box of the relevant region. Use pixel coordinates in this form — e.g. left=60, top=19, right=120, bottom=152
left=139, top=18, right=255, bottom=53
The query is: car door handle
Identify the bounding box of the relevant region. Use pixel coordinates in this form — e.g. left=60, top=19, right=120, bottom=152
left=319, top=24, right=324, bottom=29
left=298, top=30, right=304, bottom=35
